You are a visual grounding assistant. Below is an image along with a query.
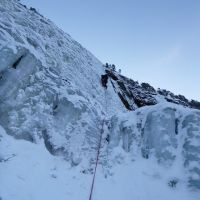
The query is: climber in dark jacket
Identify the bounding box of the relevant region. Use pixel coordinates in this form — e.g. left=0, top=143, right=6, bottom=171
left=101, top=74, right=108, bottom=89
left=106, top=134, right=110, bottom=143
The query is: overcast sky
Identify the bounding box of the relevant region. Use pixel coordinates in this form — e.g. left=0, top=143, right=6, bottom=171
left=21, top=0, right=200, bottom=100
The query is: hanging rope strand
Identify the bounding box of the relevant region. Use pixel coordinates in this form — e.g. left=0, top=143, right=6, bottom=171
left=88, top=78, right=108, bottom=200
left=89, top=119, right=105, bottom=200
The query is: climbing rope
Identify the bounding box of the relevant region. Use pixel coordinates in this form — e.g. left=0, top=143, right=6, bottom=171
left=89, top=119, right=105, bottom=200
left=102, top=89, right=110, bottom=177
left=88, top=79, right=109, bottom=200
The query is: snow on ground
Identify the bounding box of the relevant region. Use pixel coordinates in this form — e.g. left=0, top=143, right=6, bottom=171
left=1, top=124, right=200, bottom=200
left=94, top=156, right=199, bottom=200
left=0, top=126, right=91, bottom=200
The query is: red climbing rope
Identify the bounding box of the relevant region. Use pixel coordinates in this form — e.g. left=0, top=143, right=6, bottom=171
left=89, top=119, right=105, bottom=200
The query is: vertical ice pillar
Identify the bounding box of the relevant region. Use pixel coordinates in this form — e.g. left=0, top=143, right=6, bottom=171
left=182, top=112, right=200, bottom=189
left=142, top=107, right=177, bottom=164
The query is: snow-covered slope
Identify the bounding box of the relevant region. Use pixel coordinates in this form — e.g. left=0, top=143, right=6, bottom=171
left=0, top=1, right=199, bottom=200
left=0, top=0, right=124, bottom=163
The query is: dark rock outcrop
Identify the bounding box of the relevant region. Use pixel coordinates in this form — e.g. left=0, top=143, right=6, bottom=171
left=103, top=66, right=200, bottom=111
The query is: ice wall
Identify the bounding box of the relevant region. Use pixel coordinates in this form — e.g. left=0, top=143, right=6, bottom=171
left=182, top=112, right=200, bottom=189
left=109, top=103, right=200, bottom=189
left=0, top=0, right=124, bottom=169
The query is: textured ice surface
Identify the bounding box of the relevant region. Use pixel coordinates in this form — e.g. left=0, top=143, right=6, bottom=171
left=0, top=0, right=124, bottom=166
left=141, top=107, right=177, bottom=164
left=182, top=112, right=200, bottom=189
left=110, top=103, right=200, bottom=190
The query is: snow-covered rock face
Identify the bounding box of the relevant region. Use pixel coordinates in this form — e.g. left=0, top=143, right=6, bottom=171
left=110, top=104, right=200, bottom=190
left=0, top=0, right=123, bottom=164
left=104, top=67, right=200, bottom=110
left=0, top=0, right=200, bottom=199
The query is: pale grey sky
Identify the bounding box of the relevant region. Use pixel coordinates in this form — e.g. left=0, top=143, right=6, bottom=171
left=21, top=0, right=200, bottom=100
